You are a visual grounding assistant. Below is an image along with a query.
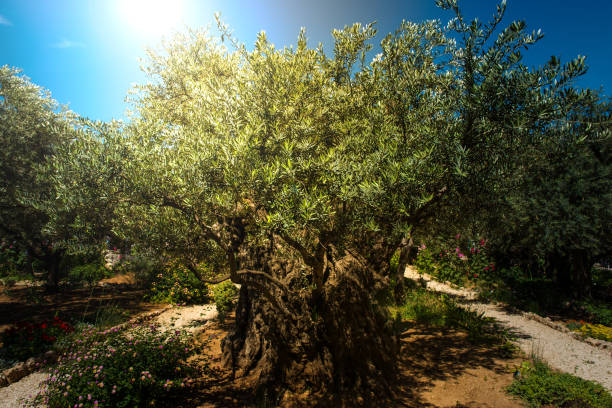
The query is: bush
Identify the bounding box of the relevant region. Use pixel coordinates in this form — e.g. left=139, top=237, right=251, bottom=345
left=414, top=236, right=496, bottom=285
left=146, top=262, right=208, bottom=305
left=116, top=254, right=162, bottom=288
left=212, top=280, right=239, bottom=322
left=67, top=263, right=108, bottom=287
left=0, top=316, right=74, bottom=361
left=398, top=288, right=494, bottom=342
left=0, top=242, right=31, bottom=278
left=27, top=323, right=199, bottom=408
left=508, top=359, right=612, bottom=408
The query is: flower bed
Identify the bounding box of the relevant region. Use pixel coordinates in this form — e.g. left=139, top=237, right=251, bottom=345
left=567, top=320, right=612, bottom=342
left=0, top=316, right=74, bottom=361
left=25, top=321, right=200, bottom=407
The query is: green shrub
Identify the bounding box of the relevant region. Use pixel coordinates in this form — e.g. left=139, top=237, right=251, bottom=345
left=212, top=280, right=239, bottom=322
left=146, top=262, right=208, bottom=305
left=414, top=236, right=496, bottom=286
left=579, top=300, right=612, bottom=327
left=0, top=243, right=29, bottom=277
left=67, top=263, right=108, bottom=287
left=117, top=254, right=162, bottom=288
left=27, top=323, right=199, bottom=408
left=508, top=359, right=612, bottom=408
left=398, top=288, right=495, bottom=342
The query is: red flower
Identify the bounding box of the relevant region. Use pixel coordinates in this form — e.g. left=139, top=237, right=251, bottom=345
left=480, top=239, right=485, bottom=247
left=484, top=266, right=489, bottom=271
left=41, top=323, right=47, bottom=329
left=473, top=274, right=478, bottom=278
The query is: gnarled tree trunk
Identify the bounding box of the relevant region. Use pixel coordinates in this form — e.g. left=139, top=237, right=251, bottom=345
left=222, top=253, right=398, bottom=407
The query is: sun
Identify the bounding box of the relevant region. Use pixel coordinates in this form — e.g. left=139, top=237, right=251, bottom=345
left=118, top=0, right=185, bottom=40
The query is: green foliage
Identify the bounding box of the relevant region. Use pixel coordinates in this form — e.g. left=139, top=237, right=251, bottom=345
left=82, top=304, right=130, bottom=329
left=212, top=280, right=239, bottom=322
left=398, top=288, right=494, bottom=342
left=414, top=237, right=495, bottom=285
left=27, top=323, right=199, bottom=408
left=116, top=253, right=162, bottom=288
left=67, top=262, right=108, bottom=287
left=508, top=359, right=612, bottom=408
left=0, top=66, right=84, bottom=284
left=0, top=243, right=29, bottom=277
left=578, top=300, right=612, bottom=327
left=146, top=262, right=208, bottom=305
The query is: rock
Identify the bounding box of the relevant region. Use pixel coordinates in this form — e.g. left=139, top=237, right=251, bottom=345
left=25, top=357, right=37, bottom=371
left=44, top=350, right=57, bottom=363
left=5, top=362, right=28, bottom=383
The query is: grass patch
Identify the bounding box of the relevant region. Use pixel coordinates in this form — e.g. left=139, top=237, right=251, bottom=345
left=395, top=288, right=502, bottom=343
left=508, top=359, right=612, bottom=408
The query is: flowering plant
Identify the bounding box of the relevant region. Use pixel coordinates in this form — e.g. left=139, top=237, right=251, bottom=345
left=0, top=316, right=74, bottom=361
left=414, top=235, right=496, bottom=285
left=27, top=322, right=199, bottom=408
left=146, top=262, right=208, bottom=305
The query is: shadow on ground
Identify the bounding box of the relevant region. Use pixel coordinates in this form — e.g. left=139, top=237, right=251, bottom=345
left=0, top=284, right=161, bottom=330
left=170, top=318, right=521, bottom=408
left=394, top=323, right=521, bottom=407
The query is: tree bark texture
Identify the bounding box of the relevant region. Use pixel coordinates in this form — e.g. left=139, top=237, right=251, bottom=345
left=221, top=253, right=398, bottom=407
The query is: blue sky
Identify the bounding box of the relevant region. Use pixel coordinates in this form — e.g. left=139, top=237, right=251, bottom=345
left=1, top=0, right=610, bottom=121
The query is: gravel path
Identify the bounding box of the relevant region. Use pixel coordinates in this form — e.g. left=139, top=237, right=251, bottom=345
left=0, top=372, right=47, bottom=408
left=404, top=266, right=612, bottom=391
left=0, top=304, right=218, bottom=408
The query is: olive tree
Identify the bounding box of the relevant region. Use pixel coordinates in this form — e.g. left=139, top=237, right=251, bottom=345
left=0, top=66, right=78, bottom=289
left=58, top=21, right=457, bottom=405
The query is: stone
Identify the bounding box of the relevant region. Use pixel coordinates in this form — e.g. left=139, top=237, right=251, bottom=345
left=5, top=362, right=28, bottom=383
left=44, top=350, right=57, bottom=362
left=25, top=357, right=37, bottom=371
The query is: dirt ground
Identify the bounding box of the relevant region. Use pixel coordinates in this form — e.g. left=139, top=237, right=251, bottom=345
left=0, top=274, right=162, bottom=333
left=395, top=325, right=524, bottom=408
left=170, top=317, right=525, bottom=408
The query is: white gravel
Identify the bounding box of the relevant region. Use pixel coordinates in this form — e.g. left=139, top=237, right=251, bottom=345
left=0, top=372, right=46, bottom=408
left=405, top=266, right=612, bottom=391
left=154, top=304, right=217, bottom=333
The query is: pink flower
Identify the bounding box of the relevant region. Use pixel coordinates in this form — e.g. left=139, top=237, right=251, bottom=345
left=484, top=266, right=489, bottom=271
left=455, top=234, right=461, bottom=240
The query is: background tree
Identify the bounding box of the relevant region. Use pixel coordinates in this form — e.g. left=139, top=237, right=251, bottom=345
left=0, top=66, right=77, bottom=290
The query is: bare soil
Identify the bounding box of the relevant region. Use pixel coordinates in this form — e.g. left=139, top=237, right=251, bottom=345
left=172, top=316, right=524, bottom=408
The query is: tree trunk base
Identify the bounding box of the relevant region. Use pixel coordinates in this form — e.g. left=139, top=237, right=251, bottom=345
left=222, top=264, right=398, bottom=407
